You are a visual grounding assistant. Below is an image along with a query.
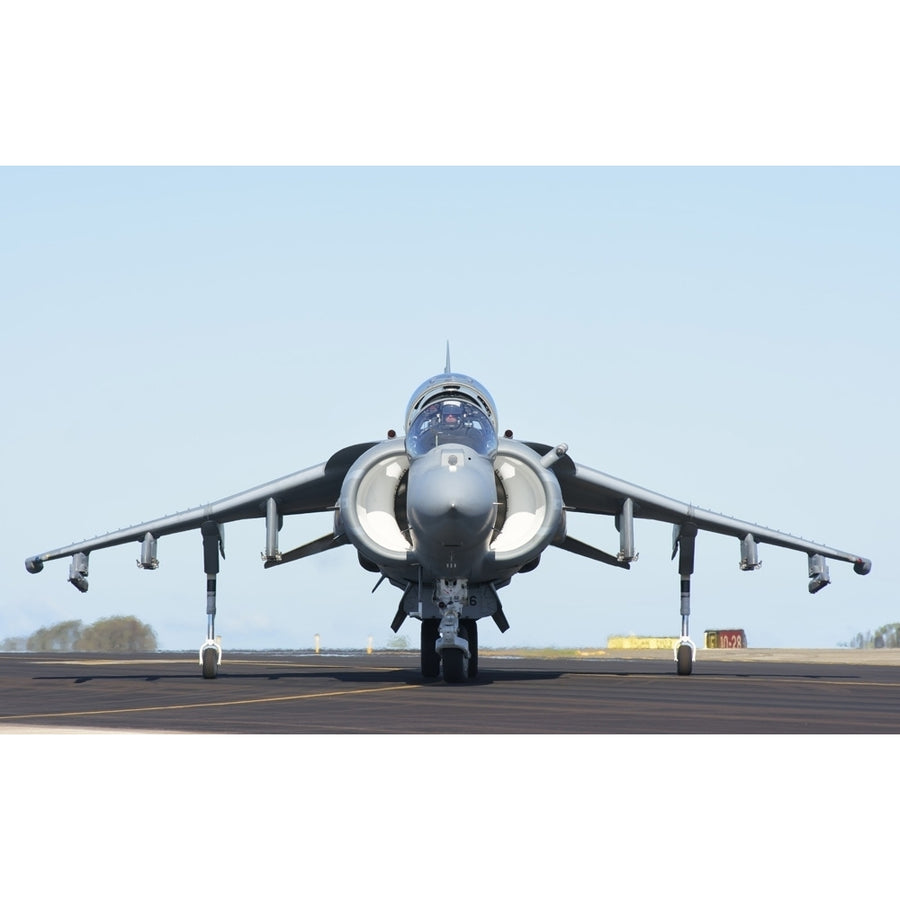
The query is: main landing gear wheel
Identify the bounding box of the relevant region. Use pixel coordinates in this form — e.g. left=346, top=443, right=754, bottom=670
left=676, top=643, right=693, bottom=676
left=462, top=620, right=478, bottom=680
left=421, top=619, right=440, bottom=678
left=202, top=646, right=219, bottom=680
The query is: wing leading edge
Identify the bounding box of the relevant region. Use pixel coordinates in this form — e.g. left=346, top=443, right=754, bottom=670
left=25, top=442, right=377, bottom=574
left=526, top=442, right=872, bottom=576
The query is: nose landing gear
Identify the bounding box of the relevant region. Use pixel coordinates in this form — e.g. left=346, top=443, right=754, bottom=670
left=419, top=579, right=480, bottom=683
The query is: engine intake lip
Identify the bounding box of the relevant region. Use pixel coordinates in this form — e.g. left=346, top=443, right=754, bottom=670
left=338, top=438, right=412, bottom=568
left=490, top=438, right=564, bottom=569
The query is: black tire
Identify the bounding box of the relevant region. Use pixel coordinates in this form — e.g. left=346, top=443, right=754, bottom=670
left=202, top=646, right=218, bottom=680
left=462, top=619, right=478, bottom=680
left=676, top=643, right=693, bottom=676
left=442, top=647, right=468, bottom=684
left=421, top=619, right=440, bottom=678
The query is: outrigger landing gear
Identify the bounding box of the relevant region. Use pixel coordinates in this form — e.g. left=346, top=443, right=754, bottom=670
left=199, top=522, right=224, bottom=680
left=673, top=522, right=698, bottom=676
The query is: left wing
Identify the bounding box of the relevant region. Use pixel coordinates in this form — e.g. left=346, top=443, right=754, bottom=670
left=528, top=443, right=872, bottom=585
left=25, top=442, right=377, bottom=583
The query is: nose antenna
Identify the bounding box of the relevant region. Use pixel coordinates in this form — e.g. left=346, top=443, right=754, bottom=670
left=444, top=341, right=451, bottom=375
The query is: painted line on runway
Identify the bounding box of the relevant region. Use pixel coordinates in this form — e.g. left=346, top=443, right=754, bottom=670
left=29, top=658, right=199, bottom=665
left=0, top=683, right=421, bottom=723
left=567, top=670, right=900, bottom=689
left=28, top=658, right=403, bottom=672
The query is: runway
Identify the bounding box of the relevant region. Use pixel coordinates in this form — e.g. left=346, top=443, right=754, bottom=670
left=2, top=648, right=899, bottom=733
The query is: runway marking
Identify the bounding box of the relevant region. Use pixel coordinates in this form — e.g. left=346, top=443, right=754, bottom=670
left=0, top=683, right=421, bottom=724
left=28, top=658, right=410, bottom=676
left=30, top=659, right=192, bottom=667
left=567, top=671, right=900, bottom=689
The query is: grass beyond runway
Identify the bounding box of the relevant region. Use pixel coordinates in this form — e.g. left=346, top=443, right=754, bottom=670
left=479, top=647, right=900, bottom=665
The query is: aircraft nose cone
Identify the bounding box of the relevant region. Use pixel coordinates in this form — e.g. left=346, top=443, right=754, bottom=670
left=406, top=446, right=497, bottom=549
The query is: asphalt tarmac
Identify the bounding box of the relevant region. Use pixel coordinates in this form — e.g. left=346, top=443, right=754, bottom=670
left=2, top=648, right=899, bottom=733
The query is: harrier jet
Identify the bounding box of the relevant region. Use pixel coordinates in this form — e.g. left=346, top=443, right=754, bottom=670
left=25, top=354, right=871, bottom=681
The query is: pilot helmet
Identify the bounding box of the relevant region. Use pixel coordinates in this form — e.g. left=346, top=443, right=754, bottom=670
left=442, top=401, right=463, bottom=428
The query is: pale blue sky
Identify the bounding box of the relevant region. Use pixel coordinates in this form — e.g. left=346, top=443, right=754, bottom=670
left=3, top=166, right=897, bottom=651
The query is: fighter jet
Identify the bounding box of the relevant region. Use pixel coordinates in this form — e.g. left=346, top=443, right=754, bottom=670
left=25, top=354, right=871, bottom=681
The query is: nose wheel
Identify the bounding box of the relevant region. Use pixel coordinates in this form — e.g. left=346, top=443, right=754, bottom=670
left=440, top=620, right=478, bottom=683
left=442, top=646, right=469, bottom=683
left=419, top=617, right=479, bottom=682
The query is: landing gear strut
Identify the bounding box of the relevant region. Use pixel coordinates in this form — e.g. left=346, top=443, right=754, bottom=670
left=673, top=522, right=698, bottom=676
left=199, top=522, right=224, bottom=680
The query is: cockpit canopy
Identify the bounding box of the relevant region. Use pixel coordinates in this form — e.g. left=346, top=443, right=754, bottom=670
left=404, top=371, right=499, bottom=459
left=406, top=398, right=498, bottom=458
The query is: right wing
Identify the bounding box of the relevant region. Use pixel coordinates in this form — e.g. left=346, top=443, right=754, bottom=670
left=525, top=443, right=871, bottom=584
left=25, top=442, right=377, bottom=582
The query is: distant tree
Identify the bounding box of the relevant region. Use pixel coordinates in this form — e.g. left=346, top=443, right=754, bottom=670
left=75, top=616, right=157, bottom=652
left=845, top=624, right=900, bottom=649
left=385, top=634, right=411, bottom=651
left=26, top=619, right=84, bottom=651
left=874, top=623, right=900, bottom=649
left=1, top=637, right=27, bottom=651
